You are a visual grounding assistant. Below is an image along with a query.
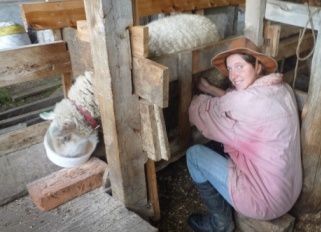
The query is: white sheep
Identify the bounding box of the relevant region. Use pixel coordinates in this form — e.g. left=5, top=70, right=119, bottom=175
left=43, top=14, right=220, bottom=157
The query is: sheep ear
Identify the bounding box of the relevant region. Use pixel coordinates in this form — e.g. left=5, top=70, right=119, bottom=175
left=39, top=111, right=55, bottom=120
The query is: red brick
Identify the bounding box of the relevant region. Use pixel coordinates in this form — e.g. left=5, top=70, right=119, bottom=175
left=27, top=157, right=108, bottom=211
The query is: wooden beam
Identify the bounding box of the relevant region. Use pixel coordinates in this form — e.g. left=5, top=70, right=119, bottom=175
left=129, top=26, right=149, bottom=57
left=0, top=42, right=71, bottom=88
left=146, top=159, right=161, bottom=221
left=244, top=0, right=266, bottom=46
left=263, top=22, right=281, bottom=57
left=133, top=57, right=169, bottom=108
left=139, top=100, right=170, bottom=161
left=21, top=0, right=85, bottom=30
left=134, top=0, right=245, bottom=18
left=76, top=20, right=89, bottom=42
left=265, top=0, right=321, bottom=31
left=83, top=0, right=148, bottom=214
left=293, top=33, right=321, bottom=214
left=275, top=32, right=314, bottom=60
left=0, top=121, right=49, bottom=157
left=177, top=51, right=193, bottom=149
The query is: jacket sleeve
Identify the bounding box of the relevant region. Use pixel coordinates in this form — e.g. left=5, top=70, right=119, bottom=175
left=189, top=94, right=237, bottom=144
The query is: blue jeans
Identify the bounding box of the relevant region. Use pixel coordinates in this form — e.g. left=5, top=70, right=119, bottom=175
left=186, top=144, right=233, bottom=206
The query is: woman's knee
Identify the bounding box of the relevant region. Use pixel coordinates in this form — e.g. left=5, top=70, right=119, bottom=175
left=186, top=144, right=204, bottom=164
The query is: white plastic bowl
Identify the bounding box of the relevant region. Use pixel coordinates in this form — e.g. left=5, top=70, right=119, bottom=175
left=44, top=131, right=97, bottom=168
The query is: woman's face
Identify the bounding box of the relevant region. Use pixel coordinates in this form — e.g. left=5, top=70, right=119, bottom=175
left=226, top=54, right=261, bottom=90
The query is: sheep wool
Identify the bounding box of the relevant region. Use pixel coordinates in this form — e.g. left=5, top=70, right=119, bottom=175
left=147, top=14, right=220, bottom=57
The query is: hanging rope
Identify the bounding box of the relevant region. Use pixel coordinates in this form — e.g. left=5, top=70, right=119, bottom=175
left=292, top=2, right=319, bottom=89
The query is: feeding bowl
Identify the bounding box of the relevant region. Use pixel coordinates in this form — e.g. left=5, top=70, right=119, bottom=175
left=44, top=131, right=97, bottom=168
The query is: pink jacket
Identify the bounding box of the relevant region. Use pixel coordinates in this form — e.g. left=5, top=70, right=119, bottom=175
left=189, top=73, right=302, bottom=220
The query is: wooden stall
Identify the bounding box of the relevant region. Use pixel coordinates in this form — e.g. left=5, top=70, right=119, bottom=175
left=2, top=1, right=321, bottom=231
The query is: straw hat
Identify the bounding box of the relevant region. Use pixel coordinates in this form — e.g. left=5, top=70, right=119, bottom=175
left=211, top=37, right=278, bottom=77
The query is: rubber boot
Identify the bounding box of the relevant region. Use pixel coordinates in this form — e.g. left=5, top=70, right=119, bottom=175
left=188, top=181, right=235, bottom=232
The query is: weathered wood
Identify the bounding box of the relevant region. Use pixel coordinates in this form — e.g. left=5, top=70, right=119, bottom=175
left=265, top=0, right=321, bottom=31
left=0, top=106, right=53, bottom=129
left=76, top=20, right=89, bottom=42
left=275, top=32, right=314, bottom=60
left=146, top=159, right=161, bottom=221
left=0, top=94, right=62, bottom=120
left=244, top=0, right=266, bottom=46
left=0, top=121, right=50, bottom=157
left=62, top=27, right=93, bottom=77
left=133, top=57, right=169, bottom=108
left=0, top=189, right=158, bottom=232
left=263, top=22, right=281, bottom=57
left=84, top=0, right=148, bottom=214
left=134, top=0, right=244, bottom=17
left=235, top=212, right=295, bottom=232
left=177, top=51, right=193, bottom=149
left=10, top=79, right=61, bottom=101
left=0, top=142, right=61, bottom=206
left=0, top=42, right=71, bottom=87
left=139, top=100, right=170, bottom=161
left=21, top=0, right=85, bottom=30
left=293, top=33, right=321, bottom=214
left=129, top=26, right=149, bottom=57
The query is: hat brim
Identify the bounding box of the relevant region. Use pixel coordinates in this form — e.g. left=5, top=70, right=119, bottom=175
left=211, top=48, right=278, bottom=77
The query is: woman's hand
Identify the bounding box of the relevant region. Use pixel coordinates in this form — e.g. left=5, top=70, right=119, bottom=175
left=198, top=78, right=212, bottom=94
left=197, top=77, right=226, bottom=97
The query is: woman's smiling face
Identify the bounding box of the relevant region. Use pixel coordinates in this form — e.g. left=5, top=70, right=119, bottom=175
left=226, top=54, right=261, bottom=90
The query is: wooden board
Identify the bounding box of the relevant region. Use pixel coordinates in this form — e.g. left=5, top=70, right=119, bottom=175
left=0, top=142, right=61, bottom=206
left=84, top=0, right=148, bottom=214
left=265, top=0, right=321, bottom=31
left=129, top=26, right=149, bottom=57
left=133, top=57, right=169, bottom=108
left=0, top=41, right=71, bottom=87
left=0, top=121, right=50, bottom=157
left=139, top=100, right=170, bottom=161
left=0, top=189, right=157, bottom=232
left=21, top=0, right=85, bottom=30
left=134, top=0, right=245, bottom=17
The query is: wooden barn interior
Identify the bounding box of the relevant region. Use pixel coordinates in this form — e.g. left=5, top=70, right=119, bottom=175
left=1, top=0, right=321, bottom=231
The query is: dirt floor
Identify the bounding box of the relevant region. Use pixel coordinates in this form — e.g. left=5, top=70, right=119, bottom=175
left=154, top=156, right=321, bottom=232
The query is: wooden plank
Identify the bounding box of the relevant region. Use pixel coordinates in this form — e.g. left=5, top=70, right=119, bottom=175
left=0, top=94, right=62, bottom=120
left=0, top=142, right=61, bottom=206
left=263, top=21, right=281, bottom=57
left=293, top=33, right=321, bottom=214
left=134, top=0, right=245, bottom=17
left=76, top=20, right=89, bottom=42
left=0, top=189, right=158, bottom=232
left=146, top=159, right=161, bottom=221
left=139, top=100, right=170, bottom=161
left=0, top=106, right=53, bottom=129
left=84, top=0, right=148, bottom=214
left=0, top=42, right=71, bottom=87
left=0, top=121, right=50, bottom=157
left=177, top=51, right=193, bottom=149
left=129, top=26, right=149, bottom=57
left=244, top=0, right=266, bottom=46
left=265, top=0, right=321, bottom=31
left=275, top=32, right=314, bottom=60
left=133, top=57, right=169, bottom=108
left=21, top=0, right=85, bottom=30
left=62, top=27, right=94, bottom=77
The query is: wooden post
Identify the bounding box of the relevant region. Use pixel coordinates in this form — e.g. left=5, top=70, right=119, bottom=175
left=244, top=0, right=266, bottom=46
left=177, top=51, right=193, bottom=149
left=293, top=33, right=321, bottom=214
left=83, top=0, right=148, bottom=214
